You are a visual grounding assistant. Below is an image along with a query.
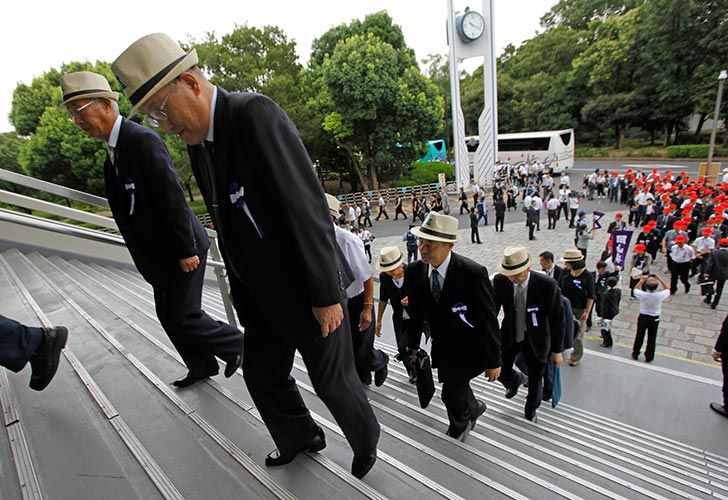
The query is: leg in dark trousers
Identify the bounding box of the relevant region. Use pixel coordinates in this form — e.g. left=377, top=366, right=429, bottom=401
left=723, top=360, right=728, bottom=409
left=496, top=216, right=504, bottom=232
left=407, top=248, right=418, bottom=264
left=670, top=262, right=690, bottom=294
left=633, top=313, right=655, bottom=359
left=153, top=254, right=244, bottom=376
left=569, top=209, right=577, bottom=227
left=666, top=251, right=674, bottom=273
left=561, top=202, right=569, bottom=220
left=347, top=293, right=388, bottom=384
left=498, top=342, right=527, bottom=395
left=471, top=227, right=481, bottom=244
left=644, top=314, right=660, bottom=362
left=395, top=207, right=406, bottom=220
left=441, top=379, right=480, bottom=437
left=242, top=301, right=380, bottom=459
left=629, top=277, right=640, bottom=297
left=364, top=245, right=372, bottom=263
left=0, top=315, right=45, bottom=372
left=528, top=222, right=535, bottom=240
left=712, top=279, right=726, bottom=308
left=520, top=340, right=546, bottom=415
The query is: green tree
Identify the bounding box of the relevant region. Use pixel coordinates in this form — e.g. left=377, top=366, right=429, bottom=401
left=540, top=0, right=644, bottom=30
left=0, top=132, right=26, bottom=193
left=317, top=31, right=443, bottom=190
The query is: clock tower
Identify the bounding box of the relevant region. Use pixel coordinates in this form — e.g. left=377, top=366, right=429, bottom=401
left=447, top=1, right=498, bottom=188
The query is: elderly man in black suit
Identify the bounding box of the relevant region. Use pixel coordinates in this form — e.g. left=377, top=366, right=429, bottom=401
left=711, top=313, right=728, bottom=419
left=704, top=238, right=728, bottom=309
left=112, top=34, right=379, bottom=478
left=404, top=212, right=501, bottom=442
left=61, top=71, right=243, bottom=388
left=493, top=247, right=565, bottom=422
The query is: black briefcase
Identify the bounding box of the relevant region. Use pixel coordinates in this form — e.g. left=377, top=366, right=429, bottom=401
left=699, top=275, right=715, bottom=296
left=414, top=349, right=435, bottom=408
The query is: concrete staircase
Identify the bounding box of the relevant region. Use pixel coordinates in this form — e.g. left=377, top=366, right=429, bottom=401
left=2, top=247, right=728, bottom=500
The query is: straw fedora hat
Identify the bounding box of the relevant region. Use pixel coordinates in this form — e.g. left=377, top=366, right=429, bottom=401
left=561, top=249, right=585, bottom=262
left=411, top=212, right=460, bottom=243
left=112, top=33, right=198, bottom=117
left=377, top=246, right=405, bottom=272
left=59, top=71, right=118, bottom=109
left=498, top=246, right=532, bottom=276
left=325, top=193, right=340, bottom=218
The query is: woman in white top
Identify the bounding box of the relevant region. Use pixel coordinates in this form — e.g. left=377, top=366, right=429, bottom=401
left=632, top=274, right=670, bottom=362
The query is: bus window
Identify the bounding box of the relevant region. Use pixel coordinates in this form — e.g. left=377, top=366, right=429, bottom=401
left=560, top=132, right=572, bottom=146
left=499, top=137, right=551, bottom=152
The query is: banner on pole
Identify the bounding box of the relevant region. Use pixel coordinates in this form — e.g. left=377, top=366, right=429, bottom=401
left=611, top=230, right=634, bottom=268
left=592, top=211, right=604, bottom=229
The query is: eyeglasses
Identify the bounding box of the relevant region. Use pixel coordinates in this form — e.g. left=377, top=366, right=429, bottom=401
left=67, top=100, right=96, bottom=119
left=144, top=88, right=173, bottom=128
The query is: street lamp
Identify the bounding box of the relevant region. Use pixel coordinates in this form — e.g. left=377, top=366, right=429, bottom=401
left=707, top=70, right=728, bottom=168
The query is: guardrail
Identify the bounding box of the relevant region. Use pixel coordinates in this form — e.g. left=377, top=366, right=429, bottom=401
left=331, top=181, right=458, bottom=207
left=0, top=168, right=237, bottom=327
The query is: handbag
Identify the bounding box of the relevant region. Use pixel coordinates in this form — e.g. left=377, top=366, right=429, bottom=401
left=630, top=267, right=644, bottom=279
left=414, top=349, right=435, bottom=408
left=698, top=274, right=715, bottom=296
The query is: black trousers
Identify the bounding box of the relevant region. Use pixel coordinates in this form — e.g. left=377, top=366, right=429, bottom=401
left=376, top=207, right=389, bottom=220
left=500, top=339, right=546, bottom=414
left=495, top=215, right=504, bottom=232
left=152, top=254, right=244, bottom=376
left=441, top=378, right=480, bottom=437
left=241, top=298, right=380, bottom=457
left=707, top=279, right=727, bottom=307
left=633, top=313, right=660, bottom=361
left=471, top=226, right=481, bottom=243
left=407, top=247, right=418, bottom=264
left=670, top=262, right=691, bottom=294
left=569, top=208, right=577, bottom=227
left=0, top=315, right=44, bottom=373
left=528, top=222, right=536, bottom=240
left=723, top=360, right=728, bottom=408
left=348, top=293, right=388, bottom=382
left=364, top=244, right=372, bottom=263
left=560, top=202, right=569, bottom=220
left=394, top=207, right=406, bottom=220
left=547, top=209, right=557, bottom=229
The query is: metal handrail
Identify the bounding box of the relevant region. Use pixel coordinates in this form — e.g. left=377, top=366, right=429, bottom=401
left=0, top=208, right=126, bottom=246
left=0, top=168, right=109, bottom=208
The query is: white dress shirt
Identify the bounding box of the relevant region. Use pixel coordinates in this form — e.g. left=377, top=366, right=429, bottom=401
left=206, top=86, right=218, bottom=142
left=633, top=289, right=670, bottom=316
left=428, top=251, right=452, bottom=293
left=334, top=225, right=373, bottom=298
left=670, top=244, right=696, bottom=263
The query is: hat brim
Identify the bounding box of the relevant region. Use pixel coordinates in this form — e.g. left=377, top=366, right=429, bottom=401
left=377, top=250, right=405, bottom=272
left=59, top=91, right=119, bottom=109
left=561, top=255, right=584, bottom=263
left=410, top=225, right=460, bottom=243
left=128, top=49, right=198, bottom=118
left=498, top=253, right=532, bottom=276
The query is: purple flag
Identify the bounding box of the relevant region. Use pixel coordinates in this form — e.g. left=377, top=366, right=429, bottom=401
left=611, top=230, right=634, bottom=268
left=593, top=211, right=605, bottom=229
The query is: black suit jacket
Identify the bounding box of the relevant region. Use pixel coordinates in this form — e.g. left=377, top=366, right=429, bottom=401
left=105, top=118, right=208, bottom=285
left=405, top=252, right=501, bottom=382
left=706, top=248, right=728, bottom=281
left=379, top=266, right=409, bottom=334
left=492, top=271, right=565, bottom=363
left=717, top=314, right=728, bottom=353
left=188, top=89, right=351, bottom=339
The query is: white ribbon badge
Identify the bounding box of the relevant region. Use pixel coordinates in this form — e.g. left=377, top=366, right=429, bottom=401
left=452, top=302, right=475, bottom=328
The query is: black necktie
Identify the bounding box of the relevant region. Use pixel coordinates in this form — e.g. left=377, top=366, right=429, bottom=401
left=431, top=270, right=441, bottom=304
left=202, top=141, right=219, bottom=227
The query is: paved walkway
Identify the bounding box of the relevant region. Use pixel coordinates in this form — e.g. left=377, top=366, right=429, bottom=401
left=369, top=208, right=725, bottom=367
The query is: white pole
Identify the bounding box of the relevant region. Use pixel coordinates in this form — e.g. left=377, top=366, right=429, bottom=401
left=707, top=71, right=727, bottom=168
left=447, top=0, right=470, bottom=188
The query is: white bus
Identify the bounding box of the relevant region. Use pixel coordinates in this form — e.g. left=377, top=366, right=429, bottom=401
left=465, top=129, right=575, bottom=175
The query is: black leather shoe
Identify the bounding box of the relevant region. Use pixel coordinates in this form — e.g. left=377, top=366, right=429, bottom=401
left=525, top=408, right=538, bottom=422
left=710, top=402, right=728, bottom=418
left=225, top=353, right=242, bottom=378
left=505, top=375, right=527, bottom=399
left=631, top=352, right=639, bottom=360
left=374, top=357, right=389, bottom=387
left=266, top=427, right=326, bottom=467
left=29, top=326, right=68, bottom=391
left=172, top=370, right=218, bottom=388
left=469, top=400, right=487, bottom=431
left=351, top=451, right=377, bottom=479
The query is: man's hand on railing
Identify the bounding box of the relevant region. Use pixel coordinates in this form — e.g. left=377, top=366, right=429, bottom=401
left=178, top=255, right=200, bottom=273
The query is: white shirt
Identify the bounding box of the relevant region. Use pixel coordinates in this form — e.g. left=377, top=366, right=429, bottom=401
left=107, top=114, right=122, bottom=148
left=694, top=236, right=716, bottom=253
left=428, top=251, right=452, bottom=293
left=723, top=172, right=728, bottom=184
left=561, top=175, right=570, bottom=186
left=206, top=86, right=218, bottom=142
left=633, top=289, right=670, bottom=316
left=547, top=198, right=560, bottom=210
left=348, top=206, right=356, bottom=222
left=670, top=244, right=696, bottom=263
left=359, top=229, right=373, bottom=245
left=532, top=196, right=543, bottom=211
left=569, top=197, right=579, bottom=209
left=378, top=196, right=385, bottom=206
left=333, top=225, right=373, bottom=298
left=523, top=195, right=532, bottom=209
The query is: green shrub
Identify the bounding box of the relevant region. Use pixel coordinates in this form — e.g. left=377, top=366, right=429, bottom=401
left=575, top=147, right=610, bottom=157
left=666, top=144, right=728, bottom=158
left=393, top=161, right=452, bottom=187
left=623, top=147, right=662, bottom=157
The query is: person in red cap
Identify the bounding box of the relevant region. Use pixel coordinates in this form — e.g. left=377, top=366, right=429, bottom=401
left=607, top=213, right=627, bottom=234
left=636, top=223, right=660, bottom=260
left=670, top=235, right=695, bottom=294
left=704, top=238, right=728, bottom=308
left=692, top=228, right=717, bottom=277
left=629, top=244, right=652, bottom=298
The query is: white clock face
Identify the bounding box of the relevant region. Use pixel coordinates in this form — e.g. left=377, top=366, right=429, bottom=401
left=462, top=11, right=485, bottom=40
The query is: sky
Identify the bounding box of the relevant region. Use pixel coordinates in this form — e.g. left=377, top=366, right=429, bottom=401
left=0, top=0, right=553, bottom=133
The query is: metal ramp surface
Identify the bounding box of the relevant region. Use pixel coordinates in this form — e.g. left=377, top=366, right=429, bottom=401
left=2, top=246, right=728, bottom=500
